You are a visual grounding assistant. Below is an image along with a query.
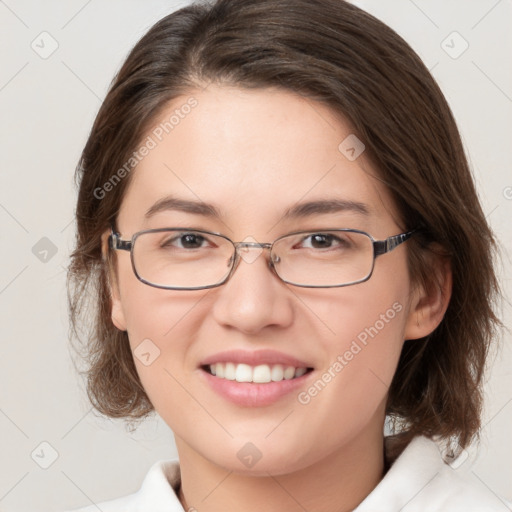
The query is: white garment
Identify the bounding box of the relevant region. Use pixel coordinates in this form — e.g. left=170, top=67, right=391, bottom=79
left=68, top=436, right=511, bottom=512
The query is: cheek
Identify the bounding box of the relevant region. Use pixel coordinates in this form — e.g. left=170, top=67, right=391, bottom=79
left=298, top=265, right=408, bottom=392
left=116, top=268, right=208, bottom=396
left=118, top=255, right=206, bottom=348
left=120, top=289, right=211, bottom=446
left=288, top=292, right=407, bottom=459
left=321, top=296, right=406, bottom=400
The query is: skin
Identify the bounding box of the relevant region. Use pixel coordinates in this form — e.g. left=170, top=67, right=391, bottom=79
left=107, top=85, right=451, bottom=512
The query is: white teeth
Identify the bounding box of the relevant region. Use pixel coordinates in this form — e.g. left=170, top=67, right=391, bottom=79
left=294, top=367, right=307, bottom=377
left=253, top=364, right=271, bottom=383
left=283, top=366, right=295, bottom=380
left=235, top=363, right=252, bottom=382
left=216, top=363, right=225, bottom=378
left=207, top=363, right=309, bottom=383
left=225, top=362, right=236, bottom=380
left=271, top=364, right=284, bottom=381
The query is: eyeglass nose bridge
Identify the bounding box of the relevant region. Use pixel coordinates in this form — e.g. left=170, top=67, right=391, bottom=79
left=235, top=241, right=272, bottom=251
left=228, top=240, right=281, bottom=272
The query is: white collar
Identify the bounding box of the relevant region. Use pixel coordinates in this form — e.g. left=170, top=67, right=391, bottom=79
left=76, top=436, right=510, bottom=511
left=354, top=435, right=509, bottom=511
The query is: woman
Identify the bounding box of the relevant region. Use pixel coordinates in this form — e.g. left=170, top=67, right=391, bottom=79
left=67, top=0, right=507, bottom=510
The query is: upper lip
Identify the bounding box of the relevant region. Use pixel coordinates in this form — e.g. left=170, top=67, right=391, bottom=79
left=200, top=349, right=313, bottom=368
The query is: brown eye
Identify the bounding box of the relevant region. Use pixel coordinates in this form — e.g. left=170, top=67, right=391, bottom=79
left=298, top=233, right=350, bottom=250
left=161, top=232, right=208, bottom=249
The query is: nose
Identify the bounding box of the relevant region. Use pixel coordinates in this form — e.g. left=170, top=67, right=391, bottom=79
left=211, top=245, right=294, bottom=335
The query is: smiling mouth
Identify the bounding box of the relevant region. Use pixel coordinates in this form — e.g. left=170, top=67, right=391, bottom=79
left=202, top=363, right=313, bottom=383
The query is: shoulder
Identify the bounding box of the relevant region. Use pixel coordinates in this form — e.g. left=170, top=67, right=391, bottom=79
left=64, top=459, right=183, bottom=512
left=355, top=435, right=511, bottom=512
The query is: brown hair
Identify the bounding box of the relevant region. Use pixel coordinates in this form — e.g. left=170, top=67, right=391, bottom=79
left=68, top=0, right=502, bottom=451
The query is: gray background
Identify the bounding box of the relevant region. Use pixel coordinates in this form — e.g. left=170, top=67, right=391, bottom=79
left=0, top=0, right=510, bottom=510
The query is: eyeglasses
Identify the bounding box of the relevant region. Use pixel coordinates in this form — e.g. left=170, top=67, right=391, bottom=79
left=108, top=227, right=416, bottom=290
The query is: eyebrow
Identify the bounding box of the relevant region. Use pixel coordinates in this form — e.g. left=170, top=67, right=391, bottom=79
left=144, top=196, right=370, bottom=220
left=282, top=199, right=370, bottom=219
left=145, top=196, right=222, bottom=219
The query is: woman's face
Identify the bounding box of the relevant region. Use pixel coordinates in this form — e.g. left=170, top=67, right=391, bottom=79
left=110, top=85, right=421, bottom=474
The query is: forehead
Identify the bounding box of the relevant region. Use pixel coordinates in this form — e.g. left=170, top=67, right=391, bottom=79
left=118, top=86, right=401, bottom=235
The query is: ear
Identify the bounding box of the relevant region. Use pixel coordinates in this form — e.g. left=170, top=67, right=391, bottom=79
left=403, top=248, right=452, bottom=341
left=101, top=230, right=127, bottom=332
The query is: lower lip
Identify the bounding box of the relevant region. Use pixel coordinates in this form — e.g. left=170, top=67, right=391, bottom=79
left=200, top=369, right=312, bottom=407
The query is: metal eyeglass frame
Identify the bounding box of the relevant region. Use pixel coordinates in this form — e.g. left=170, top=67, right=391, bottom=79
left=108, top=226, right=416, bottom=290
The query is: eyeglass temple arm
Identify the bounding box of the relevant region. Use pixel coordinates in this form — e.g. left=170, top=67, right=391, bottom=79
left=373, top=230, right=416, bottom=257
left=109, top=230, right=132, bottom=251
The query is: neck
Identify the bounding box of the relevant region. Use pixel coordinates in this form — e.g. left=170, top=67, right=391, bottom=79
left=176, top=421, right=385, bottom=512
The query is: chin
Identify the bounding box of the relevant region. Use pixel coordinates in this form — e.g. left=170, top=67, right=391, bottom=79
left=202, top=439, right=313, bottom=477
